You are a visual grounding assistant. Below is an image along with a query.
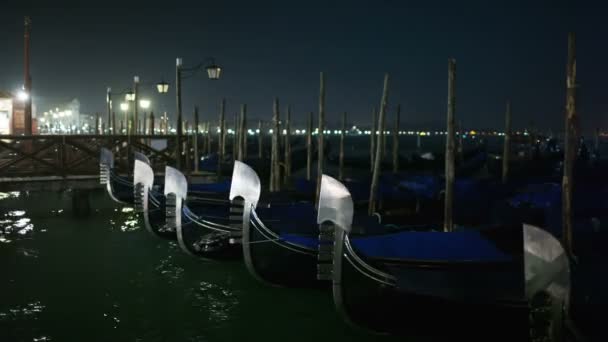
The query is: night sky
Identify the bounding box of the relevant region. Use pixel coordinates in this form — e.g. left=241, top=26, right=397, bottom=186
left=0, top=1, right=605, bottom=134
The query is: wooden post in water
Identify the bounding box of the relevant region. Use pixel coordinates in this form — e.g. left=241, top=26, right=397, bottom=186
left=315, top=72, right=326, bottom=204
left=457, top=120, right=464, bottom=162
left=370, top=108, right=377, bottom=172
left=393, top=104, right=400, bottom=173
left=218, top=99, right=226, bottom=175
left=444, top=59, right=456, bottom=233
left=184, top=122, right=191, bottom=173
left=112, top=111, right=116, bottom=135
left=193, top=107, right=199, bottom=173
left=284, top=105, right=292, bottom=184
left=206, top=121, right=212, bottom=156
left=339, top=112, right=346, bottom=180
left=502, top=101, right=512, bottom=183
left=233, top=112, right=238, bottom=163
left=369, top=74, right=389, bottom=215
left=239, top=104, right=247, bottom=161
left=149, top=112, right=155, bottom=135
left=306, top=112, right=313, bottom=181
left=271, top=98, right=281, bottom=192
left=95, top=113, right=100, bottom=134
left=562, top=32, right=577, bottom=255
left=258, top=120, right=263, bottom=159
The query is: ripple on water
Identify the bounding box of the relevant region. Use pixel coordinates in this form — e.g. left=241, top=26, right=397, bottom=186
left=0, top=301, right=45, bottom=322
left=109, top=207, right=141, bottom=232
left=155, top=255, right=185, bottom=283
left=188, top=281, right=239, bottom=324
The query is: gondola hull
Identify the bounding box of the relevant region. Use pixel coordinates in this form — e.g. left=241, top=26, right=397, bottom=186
left=334, top=238, right=530, bottom=340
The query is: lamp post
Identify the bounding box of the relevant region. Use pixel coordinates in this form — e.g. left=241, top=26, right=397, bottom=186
left=140, top=99, right=150, bottom=134
left=133, top=76, right=139, bottom=134
left=120, top=102, right=129, bottom=134
left=106, top=87, right=112, bottom=133
left=174, top=57, right=221, bottom=170
left=107, top=78, right=168, bottom=135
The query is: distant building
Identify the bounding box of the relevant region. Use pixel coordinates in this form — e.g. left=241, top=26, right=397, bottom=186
left=0, top=91, right=13, bottom=134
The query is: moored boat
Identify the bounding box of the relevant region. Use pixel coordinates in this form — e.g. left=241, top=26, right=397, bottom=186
left=316, top=174, right=572, bottom=340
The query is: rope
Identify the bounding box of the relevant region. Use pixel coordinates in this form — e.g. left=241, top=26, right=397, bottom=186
left=248, top=206, right=315, bottom=255
left=344, top=234, right=396, bottom=285
left=182, top=205, right=238, bottom=231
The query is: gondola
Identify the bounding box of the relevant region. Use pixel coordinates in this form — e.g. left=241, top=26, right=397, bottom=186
left=231, top=161, right=461, bottom=288
left=100, top=147, right=152, bottom=205
left=315, top=174, right=571, bottom=340
left=230, top=156, right=569, bottom=289
left=163, top=166, right=243, bottom=259
left=133, top=159, right=173, bottom=239
left=133, top=159, right=233, bottom=242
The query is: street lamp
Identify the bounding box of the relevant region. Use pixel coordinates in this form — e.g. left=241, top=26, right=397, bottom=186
left=206, top=64, right=222, bottom=80
left=156, top=81, right=169, bottom=93
left=175, top=56, right=222, bottom=169
left=125, top=91, right=135, bottom=101
left=139, top=99, right=151, bottom=109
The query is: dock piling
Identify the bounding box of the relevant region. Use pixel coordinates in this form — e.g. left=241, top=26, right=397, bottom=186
left=562, top=32, right=577, bottom=255
left=443, top=59, right=456, bottom=233
left=369, top=74, right=389, bottom=215
left=393, top=105, right=400, bottom=173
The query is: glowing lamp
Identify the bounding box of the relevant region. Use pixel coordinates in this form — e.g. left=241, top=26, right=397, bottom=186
left=139, top=99, right=151, bottom=109
left=156, top=81, right=169, bottom=93
left=17, top=90, right=29, bottom=101
left=206, top=64, right=222, bottom=80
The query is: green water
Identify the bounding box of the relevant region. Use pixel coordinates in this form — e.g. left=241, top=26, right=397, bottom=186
left=0, top=190, right=405, bottom=342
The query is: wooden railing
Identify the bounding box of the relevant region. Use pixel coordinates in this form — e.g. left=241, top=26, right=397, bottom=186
left=0, top=134, right=179, bottom=178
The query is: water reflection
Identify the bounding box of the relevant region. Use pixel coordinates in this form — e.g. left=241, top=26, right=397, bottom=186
left=0, top=301, right=45, bottom=322
left=0, top=191, right=21, bottom=200
left=155, top=254, right=185, bottom=284
left=188, top=281, right=239, bottom=324
left=109, top=207, right=141, bottom=232
left=0, top=208, right=36, bottom=244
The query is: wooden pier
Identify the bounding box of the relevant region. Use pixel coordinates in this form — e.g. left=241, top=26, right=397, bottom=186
left=0, top=134, right=181, bottom=191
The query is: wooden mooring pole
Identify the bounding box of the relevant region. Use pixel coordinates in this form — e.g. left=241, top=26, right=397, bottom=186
left=562, top=32, right=577, bottom=255
left=502, top=101, right=511, bottom=183
left=239, top=104, right=247, bottom=161
left=369, top=74, right=389, bottom=215
left=306, top=112, right=313, bottom=181
left=258, top=120, right=263, bottom=159
left=370, top=107, right=377, bottom=172
left=393, top=104, right=400, bottom=173
left=233, top=112, right=238, bottom=163
left=315, top=72, right=326, bottom=204
left=284, top=105, right=292, bottom=184
left=339, top=112, right=346, bottom=181
left=271, top=98, right=281, bottom=192
left=206, top=121, right=212, bottom=155
left=218, top=98, right=226, bottom=175
left=193, top=107, right=199, bottom=173
left=444, top=59, right=456, bottom=233
left=95, top=113, right=100, bottom=134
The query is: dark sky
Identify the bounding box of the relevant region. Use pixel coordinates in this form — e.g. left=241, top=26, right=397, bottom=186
left=0, top=0, right=604, bottom=133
